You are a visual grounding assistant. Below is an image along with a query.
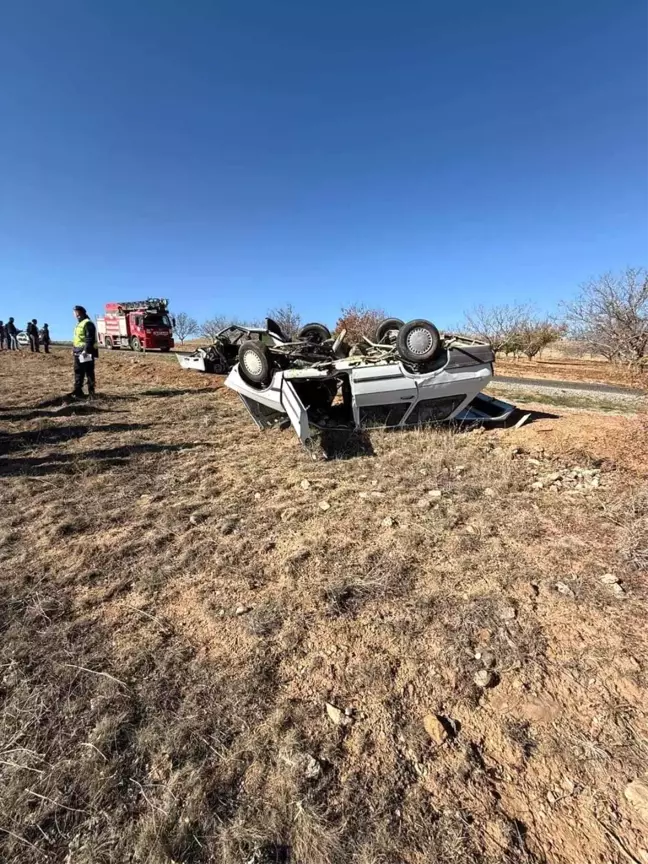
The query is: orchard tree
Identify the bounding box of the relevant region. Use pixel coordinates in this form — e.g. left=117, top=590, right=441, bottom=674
left=200, top=316, right=229, bottom=342
left=267, top=303, right=302, bottom=339
left=462, top=303, right=532, bottom=354
left=173, top=312, right=199, bottom=345
left=335, top=303, right=386, bottom=344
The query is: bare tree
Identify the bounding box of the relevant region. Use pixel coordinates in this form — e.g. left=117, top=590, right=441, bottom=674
left=462, top=303, right=533, bottom=354
left=335, top=303, right=386, bottom=344
left=563, top=268, right=648, bottom=365
left=516, top=319, right=565, bottom=360
left=173, top=312, right=199, bottom=345
left=200, top=316, right=229, bottom=342
left=267, top=303, right=302, bottom=339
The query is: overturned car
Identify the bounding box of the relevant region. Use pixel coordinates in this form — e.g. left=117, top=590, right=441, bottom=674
left=223, top=318, right=517, bottom=450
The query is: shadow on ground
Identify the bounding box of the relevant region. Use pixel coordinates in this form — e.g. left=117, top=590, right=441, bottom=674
left=0, top=423, right=153, bottom=455
left=0, top=442, right=206, bottom=477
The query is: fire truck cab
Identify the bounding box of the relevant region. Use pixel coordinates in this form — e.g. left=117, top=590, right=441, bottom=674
left=97, top=299, right=175, bottom=352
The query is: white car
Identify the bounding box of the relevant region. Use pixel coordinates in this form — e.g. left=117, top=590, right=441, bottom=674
left=16, top=331, right=30, bottom=346
left=224, top=318, right=517, bottom=451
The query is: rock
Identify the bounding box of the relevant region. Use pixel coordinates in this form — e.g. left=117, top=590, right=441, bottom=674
left=474, top=669, right=496, bottom=688
left=370, top=491, right=384, bottom=498
left=344, top=707, right=354, bottom=717
left=427, top=489, right=442, bottom=499
left=610, top=583, right=625, bottom=597
left=423, top=714, right=449, bottom=745
left=530, top=481, right=544, bottom=490
left=325, top=702, right=351, bottom=726
left=483, top=487, right=496, bottom=497
left=358, top=491, right=368, bottom=499
left=300, top=479, right=311, bottom=490
left=302, top=754, right=321, bottom=780
left=528, top=457, right=542, bottom=466
left=189, top=512, right=206, bottom=525
left=235, top=605, right=251, bottom=616
left=318, top=501, right=331, bottom=511
left=499, top=605, right=516, bottom=621
left=382, top=516, right=395, bottom=528
left=600, top=573, right=619, bottom=584
left=220, top=518, right=238, bottom=535
left=455, top=466, right=467, bottom=474
left=547, top=472, right=563, bottom=482
left=475, top=650, right=496, bottom=669
left=417, top=498, right=432, bottom=510
left=371, top=479, right=378, bottom=486
left=625, top=778, right=648, bottom=823
left=555, top=582, right=575, bottom=597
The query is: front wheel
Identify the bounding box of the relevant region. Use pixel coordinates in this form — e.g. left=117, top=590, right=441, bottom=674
left=238, top=340, right=273, bottom=388
left=375, top=317, right=405, bottom=344
left=397, top=319, right=442, bottom=364
left=104, top=336, right=114, bottom=350
left=298, top=323, right=331, bottom=344
left=130, top=337, right=142, bottom=351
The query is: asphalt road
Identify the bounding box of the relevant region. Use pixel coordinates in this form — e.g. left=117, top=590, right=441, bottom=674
left=494, top=374, right=646, bottom=397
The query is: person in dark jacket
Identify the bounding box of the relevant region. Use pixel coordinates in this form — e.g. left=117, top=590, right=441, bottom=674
left=0, top=321, right=5, bottom=350
left=41, top=323, right=51, bottom=353
left=72, top=305, right=99, bottom=398
left=27, top=319, right=40, bottom=352
left=6, top=317, right=19, bottom=350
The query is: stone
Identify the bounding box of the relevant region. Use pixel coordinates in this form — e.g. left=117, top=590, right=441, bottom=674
left=474, top=669, right=496, bottom=688
left=555, top=582, right=575, bottom=597
left=610, top=583, right=625, bottom=597
left=475, top=650, right=496, bottom=669
left=220, top=518, right=238, bottom=535
left=254, top=492, right=261, bottom=500
left=371, top=480, right=379, bottom=486
left=600, top=573, right=618, bottom=584
left=427, top=489, right=442, bottom=499
left=499, top=605, right=516, bottom=621
left=382, top=516, right=395, bottom=528
left=483, top=487, right=496, bottom=497
left=624, top=778, right=648, bottom=823
left=189, top=512, right=206, bottom=525
left=235, top=605, right=251, bottom=616
left=358, top=491, right=368, bottom=499
left=530, top=481, right=544, bottom=490
left=325, top=702, right=350, bottom=726
left=288, top=548, right=310, bottom=564
left=318, top=501, right=331, bottom=511
left=302, top=754, right=321, bottom=780
left=417, top=498, right=432, bottom=509
left=528, top=458, right=542, bottom=466
left=455, top=466, right=467, bottom=474
left=300, top=479, right=311, bottom=490
left=423, top=714, right=449, bottom=745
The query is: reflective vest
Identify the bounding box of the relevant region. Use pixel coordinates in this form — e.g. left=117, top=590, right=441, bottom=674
left=73, top=318, right=98, bottom=350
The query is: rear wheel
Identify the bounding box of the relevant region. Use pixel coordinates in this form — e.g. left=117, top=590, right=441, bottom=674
left=130, top=336, right=142, bottom=351
left=298, top=323, right=331, bottom=344
left=397, top=319, right=442, bottom=364
left=375, top=317, right=405, bottom=344
left=104, top=336, right=113, bottom=350
left=238, top=340, right=273, bottom=387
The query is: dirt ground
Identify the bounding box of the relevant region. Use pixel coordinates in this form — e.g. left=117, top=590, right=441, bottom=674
left=1, top=348, right=647, bottom=864
left=495, top=355, right=647, bottom=390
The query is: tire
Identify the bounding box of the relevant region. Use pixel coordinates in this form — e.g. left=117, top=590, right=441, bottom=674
left=130, top=336, right=142, bottom=351
left=397, top=319, right=442, bottom=364
left=238, top=340, right=273, bottom=387
left=105, top=336, right=113, bottom=350
left=298, top=322, right=331, bottom=344
left=160, top=347, right=170, bottom=353
left=375, top=317, right=405, bottom=344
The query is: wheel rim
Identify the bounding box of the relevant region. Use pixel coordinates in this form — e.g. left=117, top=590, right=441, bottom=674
left=243, top=349, right=263, bottom=377
left=406, top=327, right=434, bottom=355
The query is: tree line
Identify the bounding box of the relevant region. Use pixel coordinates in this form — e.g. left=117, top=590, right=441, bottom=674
left=173, top=267, right=647, bottom=368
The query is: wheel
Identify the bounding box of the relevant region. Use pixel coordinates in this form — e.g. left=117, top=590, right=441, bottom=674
left=130, top=337, right=142, bottom=351
left=375, top=318, right=405, bottom=344
left=238, top=340, right=273, bottom=387
left=298, top=323, right=331, bottom=344
left=397, top=319, right=442, bottom=364
left=104, top=336, right=113, bottom=350
left=160, top=347, right=170, bottom=353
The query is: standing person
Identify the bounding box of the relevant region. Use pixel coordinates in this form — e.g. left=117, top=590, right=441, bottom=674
left=72, top=305, right=98, bottom=398
left=41, top=323, right=51, bottom=354
left=6, top=317, right=19, bottom=350
left=27, top=319, right=40, bottom=352
left=0, top=321, right=5, bottom=350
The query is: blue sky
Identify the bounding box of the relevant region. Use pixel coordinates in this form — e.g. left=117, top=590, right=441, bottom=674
left=1, top=0, right=646, bottom=338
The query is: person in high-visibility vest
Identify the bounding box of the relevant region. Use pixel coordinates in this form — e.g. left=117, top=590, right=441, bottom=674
left=72, top=305, right=99, bottom=398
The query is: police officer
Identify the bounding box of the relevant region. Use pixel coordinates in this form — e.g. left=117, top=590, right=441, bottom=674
left=0, top=321, right=5, bottom=350
left=27, top=319, right=40, bottom=352
left=72, top=305, right=99, bottom=398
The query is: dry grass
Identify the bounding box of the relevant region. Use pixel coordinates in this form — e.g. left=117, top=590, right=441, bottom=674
left=1, top=348, right=648, bottom=864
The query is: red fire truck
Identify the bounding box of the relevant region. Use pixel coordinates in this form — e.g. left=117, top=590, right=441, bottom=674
left=97, top=299, right=175, bottom=352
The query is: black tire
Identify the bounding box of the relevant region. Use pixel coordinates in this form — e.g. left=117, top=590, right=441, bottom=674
left=160, top=347, right=170, bottom=353
left=130, top=336, right=142, bottom=351
left=298, top=322, right=331, bottom=344
left=105, top=336, right=113, bottom=350
left=238, top=340, right=273, bottom=387
left=375, top=317, right=405, bottom=344
left=397, top=319, right=442, bottom=364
